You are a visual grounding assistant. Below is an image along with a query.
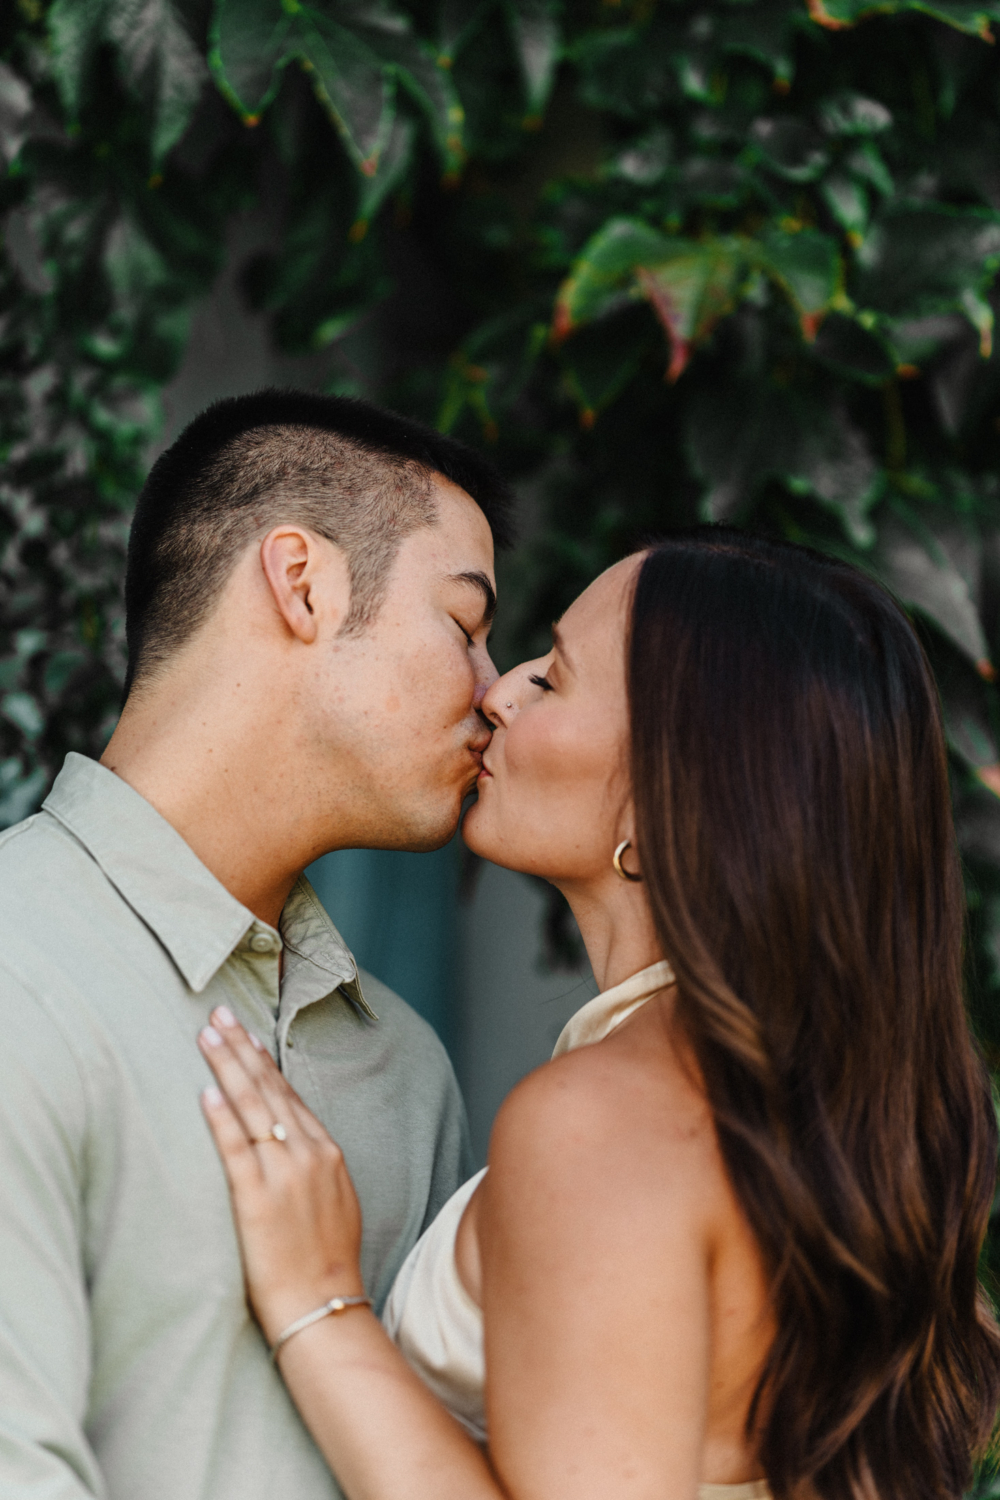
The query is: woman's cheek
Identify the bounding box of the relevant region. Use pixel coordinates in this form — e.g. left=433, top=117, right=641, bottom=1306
left=504, top=713, right=564, bottom=785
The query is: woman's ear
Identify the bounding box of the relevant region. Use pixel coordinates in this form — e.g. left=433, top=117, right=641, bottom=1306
left=614, top=790, right=637, bottom=849
left=259, top=526, right=350, bottom=644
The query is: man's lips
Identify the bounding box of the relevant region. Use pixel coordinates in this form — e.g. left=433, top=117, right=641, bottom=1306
left=466, top=731, right=492, bottom=783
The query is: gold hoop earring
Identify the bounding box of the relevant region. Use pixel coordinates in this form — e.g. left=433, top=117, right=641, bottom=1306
left=613, top=839, right=642, bottom=883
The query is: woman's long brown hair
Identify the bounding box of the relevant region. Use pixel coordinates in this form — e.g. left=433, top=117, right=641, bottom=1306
left=629, top=530, right=1000, bottom=1500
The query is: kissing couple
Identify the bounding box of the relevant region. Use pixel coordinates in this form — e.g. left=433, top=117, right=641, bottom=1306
left=1, top=389, right=998, bottom=1500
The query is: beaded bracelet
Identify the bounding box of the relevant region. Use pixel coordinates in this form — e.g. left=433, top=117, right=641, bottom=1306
left=269, top=1295, right=373, bottom=1361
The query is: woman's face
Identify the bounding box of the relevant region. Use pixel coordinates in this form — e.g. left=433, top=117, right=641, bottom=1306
left=464, top=554, right=642, bottom=884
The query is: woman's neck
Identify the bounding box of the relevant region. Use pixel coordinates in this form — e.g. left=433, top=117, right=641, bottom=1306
left=557, top=874, right=666, bottom=994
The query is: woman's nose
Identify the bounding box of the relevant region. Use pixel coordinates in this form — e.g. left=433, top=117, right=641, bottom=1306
left=481, top=668, right=518, bottom=726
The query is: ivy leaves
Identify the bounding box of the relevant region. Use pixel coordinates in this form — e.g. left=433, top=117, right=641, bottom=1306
left=553, top=219, right=847, bottom=383
left=209, top=0, right=465, bottom=181
left=48, top=0, right=207, bottom=164
left=10, top=0, right=1000, bottom=1143
left=807, top=0, right=1000, bottom=38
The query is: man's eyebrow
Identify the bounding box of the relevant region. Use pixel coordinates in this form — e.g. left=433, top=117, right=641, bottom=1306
left=450, top=570, right=497, bottom=624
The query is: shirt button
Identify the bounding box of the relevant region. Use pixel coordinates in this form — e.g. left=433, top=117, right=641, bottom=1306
left=250, top=933, right=275, bottom=954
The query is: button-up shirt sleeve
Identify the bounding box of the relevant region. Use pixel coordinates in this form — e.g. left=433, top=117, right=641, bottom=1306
left=0, top=964, right=104, bottom=1498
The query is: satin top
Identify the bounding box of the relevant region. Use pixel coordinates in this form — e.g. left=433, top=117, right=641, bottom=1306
left=382, top=961, right=771, bottom=1500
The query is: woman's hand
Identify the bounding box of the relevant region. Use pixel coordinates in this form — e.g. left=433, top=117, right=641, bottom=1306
left=198, top=1007, right=365, bottom=1347
left=198, top=1010, right=502, bottom=1500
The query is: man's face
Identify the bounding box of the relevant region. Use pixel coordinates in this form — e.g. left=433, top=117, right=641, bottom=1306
left=302, top=475, right=498, bottom=852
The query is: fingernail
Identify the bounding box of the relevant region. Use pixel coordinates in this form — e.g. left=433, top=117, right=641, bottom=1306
left=215, top=1005, right=236, bottom=1028
left=203, top=1085, right=223, bottom=1106
left=201, top=1025, right=223, bottom=1047
left=248, top=1032, right=263, bottom=1051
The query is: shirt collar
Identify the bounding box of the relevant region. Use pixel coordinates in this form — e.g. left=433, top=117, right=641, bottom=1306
left=280, top=876, right=376, bottom=1020
left=43, top=754, right=372, bottom=1014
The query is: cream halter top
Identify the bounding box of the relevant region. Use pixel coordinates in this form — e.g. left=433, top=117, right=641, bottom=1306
left=382, top=962, right=771, bottom=1500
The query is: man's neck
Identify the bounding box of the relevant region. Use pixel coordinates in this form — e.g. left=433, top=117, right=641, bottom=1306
left=101, top=675, right=316, bottom=929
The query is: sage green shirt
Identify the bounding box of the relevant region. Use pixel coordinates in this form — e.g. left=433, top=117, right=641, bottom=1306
left=0, top=753, right=472, bottom=1499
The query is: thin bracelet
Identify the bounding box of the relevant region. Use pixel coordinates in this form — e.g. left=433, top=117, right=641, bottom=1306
left=269, top=1295, right=373, bottom=1362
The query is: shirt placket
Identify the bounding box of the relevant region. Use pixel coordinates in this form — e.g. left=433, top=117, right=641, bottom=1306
left=228, top=920, right=284, bottom=1057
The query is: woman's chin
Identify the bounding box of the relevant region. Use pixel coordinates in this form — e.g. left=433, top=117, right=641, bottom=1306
left=460, top=797, right=492, bottom=858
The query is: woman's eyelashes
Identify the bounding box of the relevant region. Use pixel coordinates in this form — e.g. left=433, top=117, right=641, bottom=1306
left=529, top=673, right=554, bottom=692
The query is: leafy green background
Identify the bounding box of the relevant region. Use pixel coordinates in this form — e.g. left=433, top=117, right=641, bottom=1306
left=6, top=0, right=1000, bottom=1459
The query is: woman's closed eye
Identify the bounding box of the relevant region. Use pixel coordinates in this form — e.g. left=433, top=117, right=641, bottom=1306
left=529, top=673, right=554, bottom=692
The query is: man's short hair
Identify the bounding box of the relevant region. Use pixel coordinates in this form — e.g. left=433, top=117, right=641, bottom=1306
left=123, top=389, right=514, bottom=695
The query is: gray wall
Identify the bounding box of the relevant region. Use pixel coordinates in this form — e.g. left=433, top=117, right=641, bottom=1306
left=455, top=860, right=596, bottom=1164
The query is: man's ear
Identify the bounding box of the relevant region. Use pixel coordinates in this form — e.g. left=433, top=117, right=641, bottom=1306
left=259, top=527, right=350, bottom=644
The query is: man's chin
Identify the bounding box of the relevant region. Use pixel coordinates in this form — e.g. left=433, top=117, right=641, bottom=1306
left=380, top=797, right=464, bottom=854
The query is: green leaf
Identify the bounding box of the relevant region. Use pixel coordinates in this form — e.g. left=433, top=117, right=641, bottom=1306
left=845, top=141, right=894, bottom=196
left=713, top=0, right=799, bottom=87
left=753, top=226, right=846, bottom=338
left=877, top=504, right=992, bottom=668
left=749, top=117, right=829, bottom=182
left=43, top=650, right=89, bottom=698
left=304, top=14, right=394, bottom=170
left=940, top=672, right=999, bottom=770
left=571, top=25, right=678, bottom=119
left=208, top=0, right=294, bottom=120
left=103, top=217, right=173, bottom=310
left=634, top=242, right=746, bottom=381
left=505, top=0, right=560, bottom=121
left=552, top=217, right=673, bottom=335
left=0, top=762, right=48, bottom=830
left=354, top=113, right=415, bottom=227
left=48, top=0, right=106, bottom=121
left=687, top=383, right=880, bottom=542
left=368, top=23, right=465, bottom=174
left=104, top=0, right=208, bottom=160
left=211, top=0, right=460, bottom=175
left=50, top=0, right=207, bottom=162
left=857, top=204, right=1000, bottom=350
left=439, top=0, right=492, bottom=62
left=812, top=312, right=896, bottom=382
left=559, top=309, right=652, bottom=419
left=0, top=62, right=34, bottom=165
left=818, top=91, right=893, bottom=136
left=821, top=173, right=869, bottom=237
left=784, top=403, right=882, bottom=544
left=607, top=126, right=673, bottom=186
left=553, top=220, right=748, bottom=380
left=956, top=787, right=1000, bottom=868
left=555, top=220, right=847, bottom=374
left=806, top=0, right=1000, bottom=39
left=1, top=692, right=44, bottom=740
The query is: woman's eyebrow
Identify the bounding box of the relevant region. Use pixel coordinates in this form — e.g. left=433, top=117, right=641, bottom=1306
left=449, top=570, right=497, bottom=623
left=552, top=623, right=575, bottom=672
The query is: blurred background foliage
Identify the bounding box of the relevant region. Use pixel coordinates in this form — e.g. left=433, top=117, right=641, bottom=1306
left=7, top=0, right=1000, bottom=1358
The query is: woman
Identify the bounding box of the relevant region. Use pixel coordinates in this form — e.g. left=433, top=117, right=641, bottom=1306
left=198, top=530, right=1000, bottom=1500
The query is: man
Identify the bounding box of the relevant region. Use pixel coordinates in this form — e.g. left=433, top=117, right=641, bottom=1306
left=0, top=389, right=512, bottom=1499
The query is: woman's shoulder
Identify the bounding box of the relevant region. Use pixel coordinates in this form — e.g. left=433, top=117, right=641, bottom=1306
left=484, top=1015, right=725, bottom=1236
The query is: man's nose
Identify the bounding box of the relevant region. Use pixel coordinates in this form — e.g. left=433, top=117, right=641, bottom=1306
left=472, top=647, right=500, bottom=710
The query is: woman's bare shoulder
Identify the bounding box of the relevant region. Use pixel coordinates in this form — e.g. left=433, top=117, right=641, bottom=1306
left=484, top=1017, right=724, bottom=1234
